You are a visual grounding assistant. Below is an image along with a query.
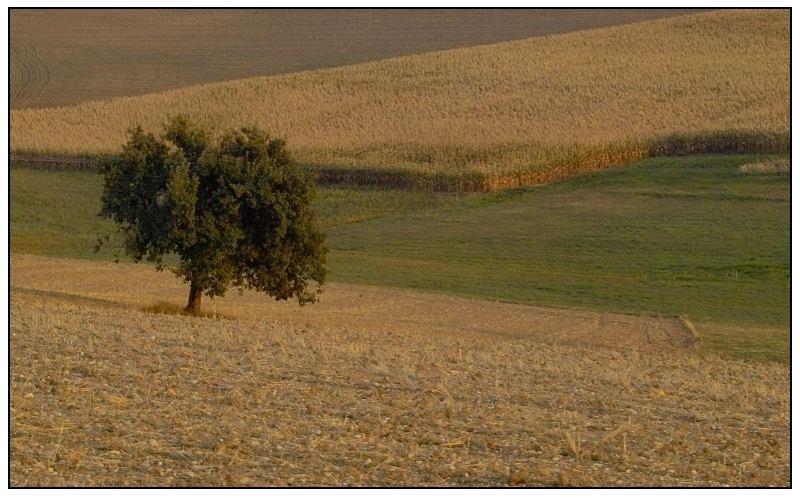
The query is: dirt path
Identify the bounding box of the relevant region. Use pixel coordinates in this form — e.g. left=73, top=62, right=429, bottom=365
left=11, top=254, right=691, bottom=353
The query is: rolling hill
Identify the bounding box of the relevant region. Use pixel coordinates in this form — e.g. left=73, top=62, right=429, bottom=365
left=10, top=8, right=704, bottom=108
left=10, top=258, right=789, bottom=486
left=9, top=9, right=790, bottom=486
left=11, top=154, right=790, bottom=362
left=11, top=9, right=788, bottom=190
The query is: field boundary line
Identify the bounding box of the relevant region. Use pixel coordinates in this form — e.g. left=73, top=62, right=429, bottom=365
left=11, top=130, right=789, bottom=192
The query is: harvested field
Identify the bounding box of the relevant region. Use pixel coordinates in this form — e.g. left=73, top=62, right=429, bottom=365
left=10, top=42, right=51, bottom=108
left=9, top=8, right=791, bottom=488
left=10, top=8, right=704, bottom=109
left=10, top=268, right=789, bottom=486
left=10, top=9, right=789, bottom=190
left=11, top=254, right=692, bottom=354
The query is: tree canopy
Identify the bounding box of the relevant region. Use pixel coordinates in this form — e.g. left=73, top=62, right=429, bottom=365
left=100, top=116, right=327, bottom=312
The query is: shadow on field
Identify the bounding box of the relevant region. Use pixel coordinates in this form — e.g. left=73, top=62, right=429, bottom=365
left=141, top=301, right=239, bottom=320
left=10, top=286, right=123, bottom=309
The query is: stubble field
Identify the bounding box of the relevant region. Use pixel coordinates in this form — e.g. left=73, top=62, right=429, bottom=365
left=10, top=153, right=790, bottom=485
left=10, top=260, right=789, bottom=486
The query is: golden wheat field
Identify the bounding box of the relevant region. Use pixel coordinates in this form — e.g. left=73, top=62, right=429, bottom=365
left=10, top=9, right=789, bottom=189
left=10, top=8, right=703, bottom=108
left=10, top=255, right=789, bottom=487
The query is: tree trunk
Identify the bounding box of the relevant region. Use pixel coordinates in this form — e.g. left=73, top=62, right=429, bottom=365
left=186, top=282, right=203, bottom=314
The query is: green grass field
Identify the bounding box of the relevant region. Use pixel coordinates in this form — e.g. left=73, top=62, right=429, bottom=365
left=325, top=155, right=789, bottom=361
left=328, top=155, right=789, bottom=321
left=11, top=154, right=789, bottom=361
left=10, top=169, right=466, bottom=260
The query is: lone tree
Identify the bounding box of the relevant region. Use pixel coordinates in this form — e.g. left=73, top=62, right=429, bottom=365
left=100, top=116, right=327, bottom=313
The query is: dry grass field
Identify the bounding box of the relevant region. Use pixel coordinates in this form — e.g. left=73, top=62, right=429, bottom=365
left=739, top=157, right=790, bottom=175
left=11, top=9, right=788, bottom=190
left=10, top=255, right=789, bottom=486
left=10, top=8, right=700, bottom=108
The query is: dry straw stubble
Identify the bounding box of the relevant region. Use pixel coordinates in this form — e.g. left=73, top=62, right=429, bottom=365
left=10, top=291, right=789, bottom=487
left=8, top=255, right=791, bottom=486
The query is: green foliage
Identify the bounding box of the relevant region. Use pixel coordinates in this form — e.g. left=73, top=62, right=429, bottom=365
left=100, top=117, right=327, bottom=307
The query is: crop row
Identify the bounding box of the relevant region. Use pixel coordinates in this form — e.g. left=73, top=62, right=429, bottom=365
left=11, top=130, right=788, bottom=192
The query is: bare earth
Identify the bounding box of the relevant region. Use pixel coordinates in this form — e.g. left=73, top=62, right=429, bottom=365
left=10, top=255, right=789, bottom=486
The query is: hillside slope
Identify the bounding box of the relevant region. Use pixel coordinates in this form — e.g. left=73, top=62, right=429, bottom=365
left=11, top=9, right=788, bottom=189
left=10, top=259, right=789, bottom=486
left=11, top=155, right=790, bottom=362
left=10, top=8, right=705, bottom=108
left=11, top=254, right=692, bottom=354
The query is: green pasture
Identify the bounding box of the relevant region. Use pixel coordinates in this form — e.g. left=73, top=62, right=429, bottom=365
left=11, top=154, right=789, bottom=361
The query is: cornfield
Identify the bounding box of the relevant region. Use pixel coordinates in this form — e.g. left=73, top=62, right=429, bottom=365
left=10, top=9, right=789, bottom=191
